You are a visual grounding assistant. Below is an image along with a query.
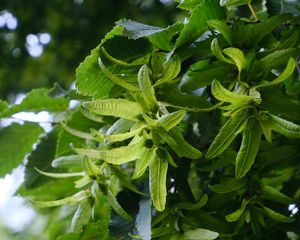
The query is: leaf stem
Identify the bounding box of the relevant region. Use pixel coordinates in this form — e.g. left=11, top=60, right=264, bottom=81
left=248, top=3, right=259, bottom=22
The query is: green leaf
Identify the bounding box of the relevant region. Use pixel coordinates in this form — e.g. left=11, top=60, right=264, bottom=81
left=235, top=120, right=262, bottom=178
left=116, top=19, right=163, bottom=40
left=208, top=20, right=233, bottom=45
left=101, top=36, right=151, bottom=65
left=257, top=145, right=299, bottom=170
left=159, top=91, right=216, bottom=112
left=181, top=62, right=236, bottom=92
left=178, top=194, right=208, bottom=210
left=253, top=13, right=292, bottom=46
left=269, top=114, right=300, bottom=138
left=260, top=85, right=300, bottom=121
left=220, top=0, right=249, bottom=7
left=24, top=127, right=58, bottom=188
left=56, top=109, right=103, bottom=157
left=106, top=187, right=133, bottom=220
left=33, top=190, right=90, bottom=208
left=52, top=155, right=83, bottom=169
left=211, top=38, right=233, bottom=64
left=255, top=58, right=296, bottom=88
left=272, top=31, right=299, bottom=52
left=0, top=122, right=43, bottom=177
left=157, top=128, right=201, bottom=159
left=262, top=206, right=295, bottom=223
left=135, top=197, right=151, bottom=240
left=225, top=199, right=248, bottom=222
left=0, top=100, right=8, bottom=113
left=209, top=178, right=246, bottom=194
left=154, top=55, right=181, bottom=87
left=58, top=220, right=111, bottom=240
left=183, top=228, right=219, bottom=240
left=223, top=47, right=245, bottom=73
left=75, top=27, right=122, bottom=99
left=148, top=23, right=183, bottom=51
left=83, top=156, right=101, bottom=177
left=138, top=65, right=157, bottom=110
left=211, top=80, right=253, bottom=104
left=18, top=178, right=75, bottom=201
left=206, top=108, right=248, bottom=159
left=75, top=176, right=93, bottom=189
left=74, top=137, right=147, bottom=165
left=260, top=185, right=292, bottom=204
left=168, top=127, right=202, bottom=159
left=177, top=0, right=200, bottom=10
left=92, top=123, right=146, bottom=143
left=98, top=56, right=139, bottom=92
left=75, top=27, right=151, bottom=98
left=101, top=46, right=142, bottom=67
left=0, top=88, right=69, bottom=118
left=62, top=122, right=94, bottom=140
left=259, top=113, right=273, bottom=143
left=110, top=166, right=145, bottom=195
left=71, top=199, right=92, bottom=232
left=133, top=146, right=157, bottom=179
left=255, top=48, right=300, bottom=77
left=34, top=167, right=84, bottom=178
left=176, top=0, right=225, bottom=47
left=158, top=110, right=186, bottom=131
left=149, top=151, right=168, bottom=211
left=82, top=99, right=143, bottom=120
left=106, top=118, right=135, bottom=135
left=57, top=233, right=80, bottom=240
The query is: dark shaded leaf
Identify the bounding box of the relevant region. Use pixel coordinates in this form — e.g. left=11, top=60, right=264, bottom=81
left=176, top=0, right=225, bottom=47
left=25, top=127, right=59, bottom=188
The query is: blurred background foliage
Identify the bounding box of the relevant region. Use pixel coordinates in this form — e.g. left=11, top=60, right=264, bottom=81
left=0, top=0, right=179, bottom=102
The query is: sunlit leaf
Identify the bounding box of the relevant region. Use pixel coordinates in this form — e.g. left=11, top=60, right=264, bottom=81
left=82, top=99, right=143, bottom=120
left=183, top=228, right=219, bottom=240
left=138, top=65, right=157, bottom=110
left=269, top=114, right=300, bottom=138
left=158, top=110, right=186, bottom=131
left=71, top=199, right=92, bottom=232
left=34, top=190, right=90, bottom=208
left=74, top=137, right=147, bottom=164
left=133, top=146, right=157, bottom=179
left=149, top=152, right=168, bottom=211
left=211, top=80, right=253, bottom=104
left=223, top=47, right=245, bottom=73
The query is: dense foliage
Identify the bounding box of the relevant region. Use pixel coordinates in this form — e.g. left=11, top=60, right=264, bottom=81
left=0, top=0, right=300, bottom=239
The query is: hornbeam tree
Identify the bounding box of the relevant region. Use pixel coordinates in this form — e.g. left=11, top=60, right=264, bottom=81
left=0, top=0, right=300, bottom=239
